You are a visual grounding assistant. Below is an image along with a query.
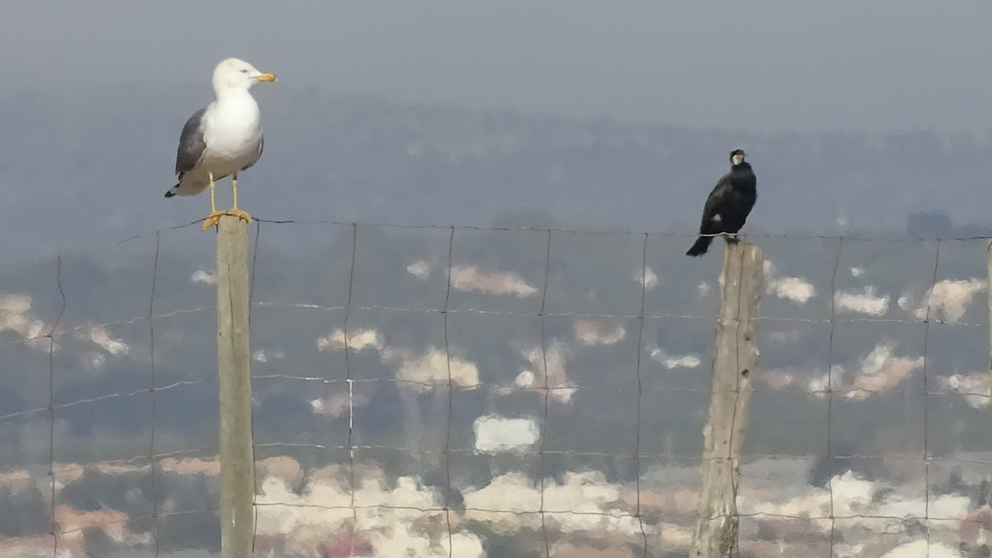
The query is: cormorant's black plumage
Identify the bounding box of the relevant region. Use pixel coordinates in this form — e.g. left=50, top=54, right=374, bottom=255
left=686, top=149, right=757, bottom=257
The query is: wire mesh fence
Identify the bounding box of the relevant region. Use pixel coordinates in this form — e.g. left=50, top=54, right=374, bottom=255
left=0, top=219, right=990, bottom=557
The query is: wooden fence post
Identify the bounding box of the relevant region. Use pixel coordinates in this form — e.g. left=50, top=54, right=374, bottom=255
left=691, top=242, right=764, bottom=558
left=216, top=215, right=254, bottom=558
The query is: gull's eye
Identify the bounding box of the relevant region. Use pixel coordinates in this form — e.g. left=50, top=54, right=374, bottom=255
left=241, top=69, right=248, bottom=74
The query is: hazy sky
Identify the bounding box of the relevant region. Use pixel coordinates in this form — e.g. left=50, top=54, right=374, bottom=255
left=3, top=1, right=992, bottom=134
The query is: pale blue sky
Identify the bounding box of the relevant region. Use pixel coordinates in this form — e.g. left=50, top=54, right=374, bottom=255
left=3, top=1, right=991, bottom=133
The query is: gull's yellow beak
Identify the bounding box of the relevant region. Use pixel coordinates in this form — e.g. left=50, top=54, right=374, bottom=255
left=257, top=73, right=277, bottom=83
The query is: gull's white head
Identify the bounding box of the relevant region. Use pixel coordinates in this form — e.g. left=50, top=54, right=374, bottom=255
left=212, top=58, right=277, bottom=94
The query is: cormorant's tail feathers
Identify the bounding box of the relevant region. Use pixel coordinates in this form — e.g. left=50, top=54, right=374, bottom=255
left=686, top=236, right=711, bottom=257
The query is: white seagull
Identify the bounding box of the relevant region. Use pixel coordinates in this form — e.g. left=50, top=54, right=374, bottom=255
left=165, top=58, right=277, bottom=229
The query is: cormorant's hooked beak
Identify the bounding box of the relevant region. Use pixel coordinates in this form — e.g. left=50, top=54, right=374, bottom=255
left=256, top=73, right=277, bottom=83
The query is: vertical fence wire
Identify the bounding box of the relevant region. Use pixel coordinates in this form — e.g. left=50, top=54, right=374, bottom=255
left=633, top=232, right=649, bottom=558
left=538, top=228, right=553, bottom=558
left=47, top=255, right=65, bottom=558
left=249, top=220, right=261, bottom=557
left=148, top=233, right=161, bottom=558
left=343, top=223, right=359, bottom=555
left=441, top=226, right=455, bottom=558
left=826, top=236, right=844, bottom=557
left=922, top=240, right=942, bottom=558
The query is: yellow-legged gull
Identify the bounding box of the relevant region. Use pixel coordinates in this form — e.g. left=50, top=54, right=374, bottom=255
left=164, top=58, right=276, bottom=230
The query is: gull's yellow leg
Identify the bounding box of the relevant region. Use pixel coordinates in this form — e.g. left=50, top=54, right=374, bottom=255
left=202, top=172, right=224, bottom=230
left=226, top=171, right=253, bottom=223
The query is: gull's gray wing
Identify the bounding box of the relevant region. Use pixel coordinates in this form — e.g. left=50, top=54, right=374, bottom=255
left=175, top=108, right=207, bottom=176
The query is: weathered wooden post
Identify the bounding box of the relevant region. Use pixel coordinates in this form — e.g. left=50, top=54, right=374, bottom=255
left=215, top=215, right=254, bottom=558
left=691, top=241, right=764, bottom=558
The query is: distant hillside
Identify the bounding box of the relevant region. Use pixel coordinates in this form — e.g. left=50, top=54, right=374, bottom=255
left=1, top=86, right=991, bottom=261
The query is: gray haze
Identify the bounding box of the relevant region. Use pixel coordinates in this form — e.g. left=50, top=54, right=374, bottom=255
left=3, top=1, right=992, bottom=133
left=2, top=3, right=992, bottom=259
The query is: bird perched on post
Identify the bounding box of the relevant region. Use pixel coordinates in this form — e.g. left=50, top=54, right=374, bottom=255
left=685, top=149, right=757, bottom=257
left=164, top=58, right=277, bottom=230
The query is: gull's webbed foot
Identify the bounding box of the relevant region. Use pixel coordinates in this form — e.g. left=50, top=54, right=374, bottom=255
left=226, top=207, right=253, bottom=224
left=202, top=209, right=253, bottom=230
left=202, top=210, right=225, bottom=230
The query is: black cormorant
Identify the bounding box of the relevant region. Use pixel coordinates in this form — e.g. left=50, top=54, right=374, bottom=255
left=685, top=149, right=757, bottom=257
